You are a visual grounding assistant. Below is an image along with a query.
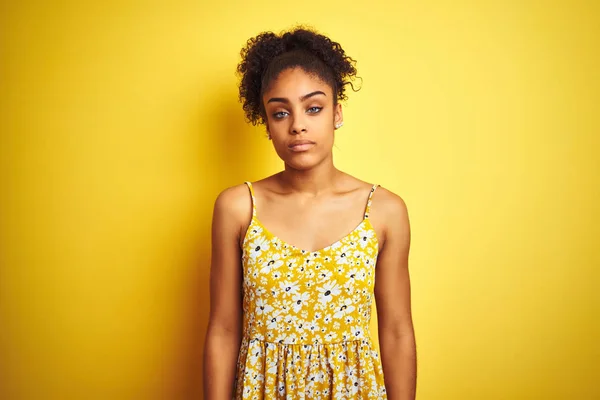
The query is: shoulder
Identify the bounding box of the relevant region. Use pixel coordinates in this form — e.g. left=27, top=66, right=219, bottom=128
left=212, top=183, right=253, bottom=231
left=214, top=183, right=251, bottom=212
left=370, top=186, right=410, bottom=247
left=372, top=186, right=409, bottom=219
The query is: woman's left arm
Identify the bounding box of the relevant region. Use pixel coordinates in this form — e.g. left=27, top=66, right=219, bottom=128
left=373, top=190, right=416, bottom=400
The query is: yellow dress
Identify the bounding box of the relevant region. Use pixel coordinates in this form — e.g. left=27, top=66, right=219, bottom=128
left=234, top=181, right=387, bottom=399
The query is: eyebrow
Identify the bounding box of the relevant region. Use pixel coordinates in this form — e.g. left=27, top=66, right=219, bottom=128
left=266, top=90, right=327, bottom=104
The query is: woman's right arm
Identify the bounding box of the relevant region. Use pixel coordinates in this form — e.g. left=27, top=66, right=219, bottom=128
left=203, top=186, right=247, bottom=399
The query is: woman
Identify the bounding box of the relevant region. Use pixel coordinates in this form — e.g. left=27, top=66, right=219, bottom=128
left=203, top=26, right=416, bottom=399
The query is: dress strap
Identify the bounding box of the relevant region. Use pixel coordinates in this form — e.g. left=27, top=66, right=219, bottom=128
left=364, top=184, right=379, bottom=219
left=244, top=181, right=257, bottom=218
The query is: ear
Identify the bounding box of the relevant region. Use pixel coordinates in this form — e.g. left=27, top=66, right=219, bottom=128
left=265, top=122, right=271, bottom=140
left=334, top=103, right=344, bottom=129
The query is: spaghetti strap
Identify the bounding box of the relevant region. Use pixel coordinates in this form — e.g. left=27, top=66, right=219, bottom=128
left=364, top=184, right=379, bottom=219
left=244, top=181, right=257, bottom=218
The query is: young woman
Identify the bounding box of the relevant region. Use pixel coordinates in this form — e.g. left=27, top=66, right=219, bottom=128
left=203, top=27, right=416, bottom=399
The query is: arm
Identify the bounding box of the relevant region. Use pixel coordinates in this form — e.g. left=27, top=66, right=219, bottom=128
left=203, top=186, right=247, bottom=399
left=374, top=190, right=416, bottom=400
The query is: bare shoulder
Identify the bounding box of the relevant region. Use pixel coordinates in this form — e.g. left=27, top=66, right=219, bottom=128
left=213, top=183, right=253, bottom=234
left=373, top=186, right=409, bottom=219
left=370, top=186, right=410, bottom=248
left=214, top=183, right=251, bottom=212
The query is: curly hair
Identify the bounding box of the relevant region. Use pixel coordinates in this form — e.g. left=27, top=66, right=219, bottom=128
left=236, top=26, right=359, bottom=126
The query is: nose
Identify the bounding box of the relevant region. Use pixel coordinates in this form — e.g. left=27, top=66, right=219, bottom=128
left=290, top=115, right=307, bottom=135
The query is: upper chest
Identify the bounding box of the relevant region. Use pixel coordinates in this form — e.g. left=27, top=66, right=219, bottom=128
left=253, top=191, right=371, bottom=253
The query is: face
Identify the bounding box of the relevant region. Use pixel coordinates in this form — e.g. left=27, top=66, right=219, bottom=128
left=262, top=67, right=343, bottom=171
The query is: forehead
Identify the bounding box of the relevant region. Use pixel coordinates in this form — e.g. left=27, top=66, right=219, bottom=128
left=263, top=68, right=333, bottom=100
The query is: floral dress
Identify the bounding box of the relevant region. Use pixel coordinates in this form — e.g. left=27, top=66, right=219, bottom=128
left=234, top=181, right=387, bottom=399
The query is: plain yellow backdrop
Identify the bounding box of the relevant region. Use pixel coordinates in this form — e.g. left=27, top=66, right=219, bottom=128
left=1, top=1, right=598, bottom=399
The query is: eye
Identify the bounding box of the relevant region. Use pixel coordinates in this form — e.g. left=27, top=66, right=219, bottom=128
left=272, top=111, right=289, bottom=119
left=307, top=106, right=322, bottom=114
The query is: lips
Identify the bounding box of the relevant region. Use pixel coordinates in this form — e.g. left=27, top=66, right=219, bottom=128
left=288, top=140, right=315, bottom=152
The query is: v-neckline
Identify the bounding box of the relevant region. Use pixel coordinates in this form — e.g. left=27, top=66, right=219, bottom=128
left=247, top=216, right=377, bottom=254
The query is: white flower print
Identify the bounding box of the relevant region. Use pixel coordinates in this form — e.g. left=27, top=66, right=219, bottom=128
left=267, top=313, right=283, bottom=330
left=329, top=241, right=343, bottom=250
left=348, top=375, right=360, bottom=395
left=292, top=292, right=310, bottom=313
left=335, top=245, right=352, bottom=264
left=333, top=298, right=355, bottom=319
left=249, top=348, right=262, bottom=366
left=255, top=297, right=274, bottom=316
left=274, top=332, right=287, bottom=343
left=280, top=280, right=300, bottom=296
left=346, top=268, right=359, bottom=280
left=317, top=269, right=333, bottom=281
left=260, top=253, right=283, bottom=274
left=357, top=228, right=374, bottom=248
left=350, top=326, right=363, bottom=339
left=358, top=270, right=367, bottom=281
left=283, top=313, right=298, bottom=326
left=308, top=322, right=319, bottom=333
left=249, top=236, right=270, bottom=259
left=346, top=364, right=357, bottom=378
left=334, top=383, right=345, bottom=399
left=318, top=281, right=341, bottom=305
left=286, top=258, right=298, bottom=270
left=284, top=333, right=298, bottom=344
left=267, top=358, right=278, bottom=375
left=299, top=253, right=313, bottom=268
left=248, top=225, right=263, bottom=237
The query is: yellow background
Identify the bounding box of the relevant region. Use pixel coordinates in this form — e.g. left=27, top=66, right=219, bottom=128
left=1, top=1, right=598, bottom=399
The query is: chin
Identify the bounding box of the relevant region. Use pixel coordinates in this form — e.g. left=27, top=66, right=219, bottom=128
left=283, top=154, right=326, bottom=171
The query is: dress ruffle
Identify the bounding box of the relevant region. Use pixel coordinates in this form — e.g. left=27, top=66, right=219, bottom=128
left=235, top=338, right=387, bottom=399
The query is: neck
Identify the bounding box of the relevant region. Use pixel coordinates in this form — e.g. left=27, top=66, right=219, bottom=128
left=279, top=156, right=341, bottom=195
